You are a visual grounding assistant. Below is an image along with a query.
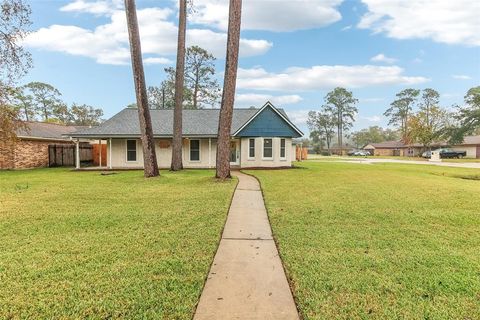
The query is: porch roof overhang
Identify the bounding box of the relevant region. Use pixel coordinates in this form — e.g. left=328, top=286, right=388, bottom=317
left=18, top=135, right=73, bottom=142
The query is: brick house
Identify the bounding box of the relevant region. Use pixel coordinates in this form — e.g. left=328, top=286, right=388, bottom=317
left=363, top=135, right=480, bottom=158
left=0, top=122, right=85, bottom=169
left=363, top=141, right=406, bottom=156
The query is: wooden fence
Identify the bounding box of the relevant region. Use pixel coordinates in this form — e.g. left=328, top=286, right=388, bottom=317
left=92, top=144, right=107, bottom=166
left=48, top=144, right=92, bottom=167
left=296, top=146, right=308, bottom=161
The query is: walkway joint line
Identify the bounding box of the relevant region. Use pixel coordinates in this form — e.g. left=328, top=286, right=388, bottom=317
left=193, top=171, right=299, bottom=320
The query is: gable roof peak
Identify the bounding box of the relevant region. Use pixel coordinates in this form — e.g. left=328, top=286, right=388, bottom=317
left=233, top=101, right=303, bottom=137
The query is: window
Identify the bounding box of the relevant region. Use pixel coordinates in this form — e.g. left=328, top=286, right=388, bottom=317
left=126, top=140, right=137, bottom=162
left=190, top=139, right=200, bottom=161
left=249, top=138, right=255, bottom=159
left=263, top=138, right=273, bottom=159
left=280, top=139, right=286, bottom=159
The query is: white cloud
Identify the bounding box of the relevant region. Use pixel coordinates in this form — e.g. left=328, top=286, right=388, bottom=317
left=190, top=0, right=343, bottom=31
left=237, top=65, right=429, bottom=91
left=286, top=110, right=310, bottom=125
left=358, top=0, right=480, bottom=46
left=186, top=29, right=272, bottom=58
left=236, top=93, right=303, bottom=107
left=359, top=97, right=384, bottom=103
left=144, top=57, right=172, bottom=65
left=361, top=115, right=382, bottom=122
left=25, top=2, right=272, bottom=65
left=452, top=74, right=472, bottom=80
left=341, top=25, right=352, bottom=31
left=60, top=0, right=122, bottom=15
left=441, top=93, right=459, bottom=99
left=370, top=53, right=397, bottom=64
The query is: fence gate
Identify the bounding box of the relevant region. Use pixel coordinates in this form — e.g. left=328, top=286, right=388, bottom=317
left=48, top=144, right=93, bottom=167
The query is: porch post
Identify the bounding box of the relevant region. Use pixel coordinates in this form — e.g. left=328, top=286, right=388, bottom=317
left=208, top=138, right=212, bottom=168
left=75, top=139, right=80, bottom=169
left=98, top=139, right=102, bottom=168
left=109, top=138, right=113, bottom=169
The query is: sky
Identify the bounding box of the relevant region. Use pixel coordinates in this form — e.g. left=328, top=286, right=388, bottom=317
left=22, top=0, right=480, bottom=134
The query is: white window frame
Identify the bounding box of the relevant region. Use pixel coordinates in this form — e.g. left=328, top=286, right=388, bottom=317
left=126, top=139, right=138, bottom=162
left=262, top=138, right=273, bottom=160
left=280, top=138, right=287, bottom=160
left=189, top=139, right=201, bottom=162
left=248, top=138, right=255, bottom=160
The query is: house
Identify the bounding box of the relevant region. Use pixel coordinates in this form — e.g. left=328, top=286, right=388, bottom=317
left=67, top=102, right=303, bottom=169
left=0, top=122, right=86, bottom=169
left=363, top=135, right=480, bottom=158
left=405, top=135, right=480, bottom=158
left=363, top=141, right=406, bottom=156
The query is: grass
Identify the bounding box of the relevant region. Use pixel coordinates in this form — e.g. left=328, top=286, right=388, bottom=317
left=0, top=168, right=236, bottom=319
left=443, top=158, right=480, bottom=163
left=247, top=162, right=480, bottom=319
left=308, top=154, right=480, bottom=163
left=306, top=155, right=428, bottom=161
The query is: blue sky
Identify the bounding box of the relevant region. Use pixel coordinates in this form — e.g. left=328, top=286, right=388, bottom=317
left=23, top=0, right=480, bottom=133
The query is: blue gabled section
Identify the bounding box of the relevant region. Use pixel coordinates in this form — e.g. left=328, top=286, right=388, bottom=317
left=235, top=104, right=302, bottom=138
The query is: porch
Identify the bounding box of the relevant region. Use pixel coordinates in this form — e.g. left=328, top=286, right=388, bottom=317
left=73, top=137, right=242, bottom=170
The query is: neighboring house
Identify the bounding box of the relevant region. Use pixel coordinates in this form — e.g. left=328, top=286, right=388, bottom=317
left=363, top=141, right=406, bottom=156
left=67, top=102, right=303, bottom=169
left=363, top=135, right=480, bottom=158
left=0, top=122, right=85, bottom=169
left=405, top=135, right=480, bottom=158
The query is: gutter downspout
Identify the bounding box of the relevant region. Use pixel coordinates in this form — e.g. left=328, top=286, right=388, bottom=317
left=75, top=139, right=80, bottom=169
left=209, top=138, right=212, bottom=168
left=109, top=138, right=113, bottom=169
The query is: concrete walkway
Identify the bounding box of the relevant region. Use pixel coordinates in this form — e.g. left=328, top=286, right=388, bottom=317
left=194, top=172, right=299, bottom=320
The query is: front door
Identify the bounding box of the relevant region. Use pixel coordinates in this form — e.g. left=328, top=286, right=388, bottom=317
left=230, top=140, right=240, bottom=165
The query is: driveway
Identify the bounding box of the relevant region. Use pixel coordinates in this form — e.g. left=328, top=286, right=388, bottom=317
left=325, top=157, right=480, bottom=169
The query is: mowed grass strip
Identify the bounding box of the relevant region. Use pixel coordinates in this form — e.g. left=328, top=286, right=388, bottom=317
left=247, top=162, right=480, bottom=319
left=0, top=168, right=235, bottom=319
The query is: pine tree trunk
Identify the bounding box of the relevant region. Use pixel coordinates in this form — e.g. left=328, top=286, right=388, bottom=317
left=193, top=79, right=199, bottom=109
left=338, top=110, right=342, bottom=154
left=124, top=0, right=159, bottom=178
left=171, top=0, right=186, bottom=171
left=215, top=0, right=242, bottom=180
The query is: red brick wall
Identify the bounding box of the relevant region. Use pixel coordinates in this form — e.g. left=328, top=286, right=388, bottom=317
left=0, top=140, right=15, bottom=169
left=0, top=139, right=74, bottom=169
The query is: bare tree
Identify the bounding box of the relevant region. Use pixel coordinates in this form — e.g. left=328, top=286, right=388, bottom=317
left=124, top=0, right=159, bottom=178
left=171, top=0, right=187, bottom=171
left=0, top=0, right=32, bottom=87
left=215, top=0, right=242, bottom=179
left=0, top=0, right=31, bottom=142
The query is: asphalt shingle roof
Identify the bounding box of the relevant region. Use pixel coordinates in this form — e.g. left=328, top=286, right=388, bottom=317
left=365, top=141, right=405, bottom=149
left=17, top=122, right=86, bottom=140
left=69, top=108, right=290, bottom=138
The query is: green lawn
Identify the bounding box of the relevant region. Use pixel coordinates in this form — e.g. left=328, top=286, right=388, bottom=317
left=247, top=162, right=480, bottom=319
left=308, top=154, right=480, bottom=163
left=0, top=168, right=235, bottom=319
left=443, top=158, right=480, bottom=163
